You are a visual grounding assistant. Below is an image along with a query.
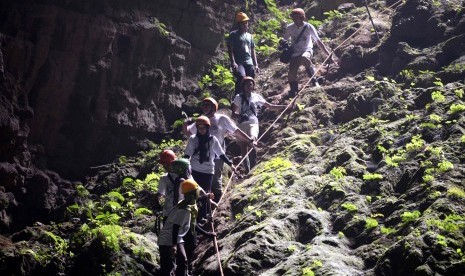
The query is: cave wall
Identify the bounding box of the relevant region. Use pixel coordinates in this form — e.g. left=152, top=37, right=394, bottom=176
left=0, top=0, right=238, bottom=178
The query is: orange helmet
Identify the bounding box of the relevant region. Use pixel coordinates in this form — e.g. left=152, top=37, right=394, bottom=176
left=195, top=115, right=211, bottom=127
left=241, top=76, right=255, bottom=89
left=159, top=150, right=176, bottom=166
left=203, top=97, right=218, bottom=111
left=181, top=179, right=199, bottom=194
left=235, top=12, right=250, bottom=23
left=291, top=8, right=305, bottom=18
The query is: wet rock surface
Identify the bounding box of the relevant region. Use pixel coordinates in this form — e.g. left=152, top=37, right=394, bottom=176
left=1, top=0, right=465, bottom=275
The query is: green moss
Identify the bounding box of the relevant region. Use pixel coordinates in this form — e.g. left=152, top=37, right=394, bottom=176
left=401, top=211, right=421, bottom=224
left=447, top=186, right=465, bottom=199
left=341, top=202, right=358, bottom=212
left=365, top=218, right=378, bottom=229
left=381, top=226, right=396, bottom=235
left=363, top=173, right=383, bottom=181
left=330, top=166, right=346, bottom=180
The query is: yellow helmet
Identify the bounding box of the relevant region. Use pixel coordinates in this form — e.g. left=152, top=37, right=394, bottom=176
left=235, top=12, right=250, bottom=23
left=181, top=179, right=199, bottom=194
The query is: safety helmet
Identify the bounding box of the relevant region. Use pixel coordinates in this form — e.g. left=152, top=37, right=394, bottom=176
left=171, top=158, right=190, bottom=175
left=181, top=179, right=199, bottom=194
left=159, top=150, right=176, bottom=166
left=241, top=76, right=255, bottom=89
left=235, top=12, right=250, bottom=23
left=290, top=8, right=305, bottom=18
left=195, top=115, right=211, bottom=127
left=203, top=97, right=218, bottom=111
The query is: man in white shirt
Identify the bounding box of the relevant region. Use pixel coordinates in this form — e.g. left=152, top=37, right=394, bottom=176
left=283, top=8, right=337, bottom=97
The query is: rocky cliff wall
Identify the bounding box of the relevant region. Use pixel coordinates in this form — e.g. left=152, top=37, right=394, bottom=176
left=0, top=0, right=237, bottom=178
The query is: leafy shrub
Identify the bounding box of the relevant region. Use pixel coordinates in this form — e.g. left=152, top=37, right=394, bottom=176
left=134, top=208, right=153, bottom=217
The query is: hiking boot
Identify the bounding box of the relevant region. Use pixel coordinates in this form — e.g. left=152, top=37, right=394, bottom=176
left=287, top=81, right=299, bottom=98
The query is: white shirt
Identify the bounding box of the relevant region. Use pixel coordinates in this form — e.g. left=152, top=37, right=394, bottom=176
left=185, top=135, right=226, bottom=174
left=283, top=22, right=320, bottom=57
left=233, top=92, right=266, bottom=124
left=157, top=173, right=185, bottom=217
left=187, top=113, right=238, bottom=146
left=157, top=207, right=191, bottom=246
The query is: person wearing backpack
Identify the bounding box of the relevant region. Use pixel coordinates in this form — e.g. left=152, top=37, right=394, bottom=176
left=157, top=179, right=201, bottom=276
left=227, top=11, right=260, bottom=94
left=183, top=116, right=237, bottom=222
left=182, top=97, right=254, bottom=203
left=282, top=8, right=337, bottom=97
left=232, top=77, right=286, bottom=174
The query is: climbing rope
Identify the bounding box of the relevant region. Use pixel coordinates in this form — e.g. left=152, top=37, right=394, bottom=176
left=208, top=0, right=405, bottom=271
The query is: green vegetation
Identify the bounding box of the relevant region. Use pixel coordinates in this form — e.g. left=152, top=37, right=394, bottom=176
left=401, top=211, right=421, bottom=224
left=365, top=218, right=378, bottom=229
left=363, top=173, right=383, bottom=181
left=449, top=103, right=465, bottom=114
left=255, top=19, right=281, bottom=55
left=248, top=157, right=293, bottom=201
left=447, top=186, right=465, bottom=199
left=323, top=10, right=344, bottom=22
left=405, top=135, right=425, bottom=152
left=150, top=17, right=169, bottom=36
left=431, top=91, right=445, bottom=102
left=286, top=244, right=297, bottom=253
left=381, top=226, right=396, bottom=235
left=341, top=202, right=358, bottom=212
left=427, top=214, right=465, bottom=233
left=134, top=207, right=153, bottom=217
left=301, top=260, right=323, bottom=276
left=455, top=88, right=464, bottom=98
left=330, top=166, right=346, bottom=180
left=263, top=0, right=286, bottom=22
left=198, top=64, right=235, bottom=103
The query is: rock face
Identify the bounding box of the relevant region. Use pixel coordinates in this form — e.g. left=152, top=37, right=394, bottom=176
left=0, top=0, right=235, bottom=178
left=0, top=0, right=237, bottom=234
left=1, top=0, right=465, bottom=275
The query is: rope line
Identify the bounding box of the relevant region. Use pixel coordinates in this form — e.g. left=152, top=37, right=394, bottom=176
left=207, top=0, right=406, bottom=272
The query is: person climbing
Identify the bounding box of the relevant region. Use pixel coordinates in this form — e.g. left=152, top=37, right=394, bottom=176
left=183, top=115, right=237, bottom=223
left=164, top=161, right=216, bottom=276
left=156, top=150, right=184, bottom=223
left=227, top=11, right=260, bottom=94
left=231, top=77, right=286, bottom=174
left=282, top=8, right=338, bottom=97
left=182, top=97, right=254, bottom=203
left=157, top=179, right=200, bottom=276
